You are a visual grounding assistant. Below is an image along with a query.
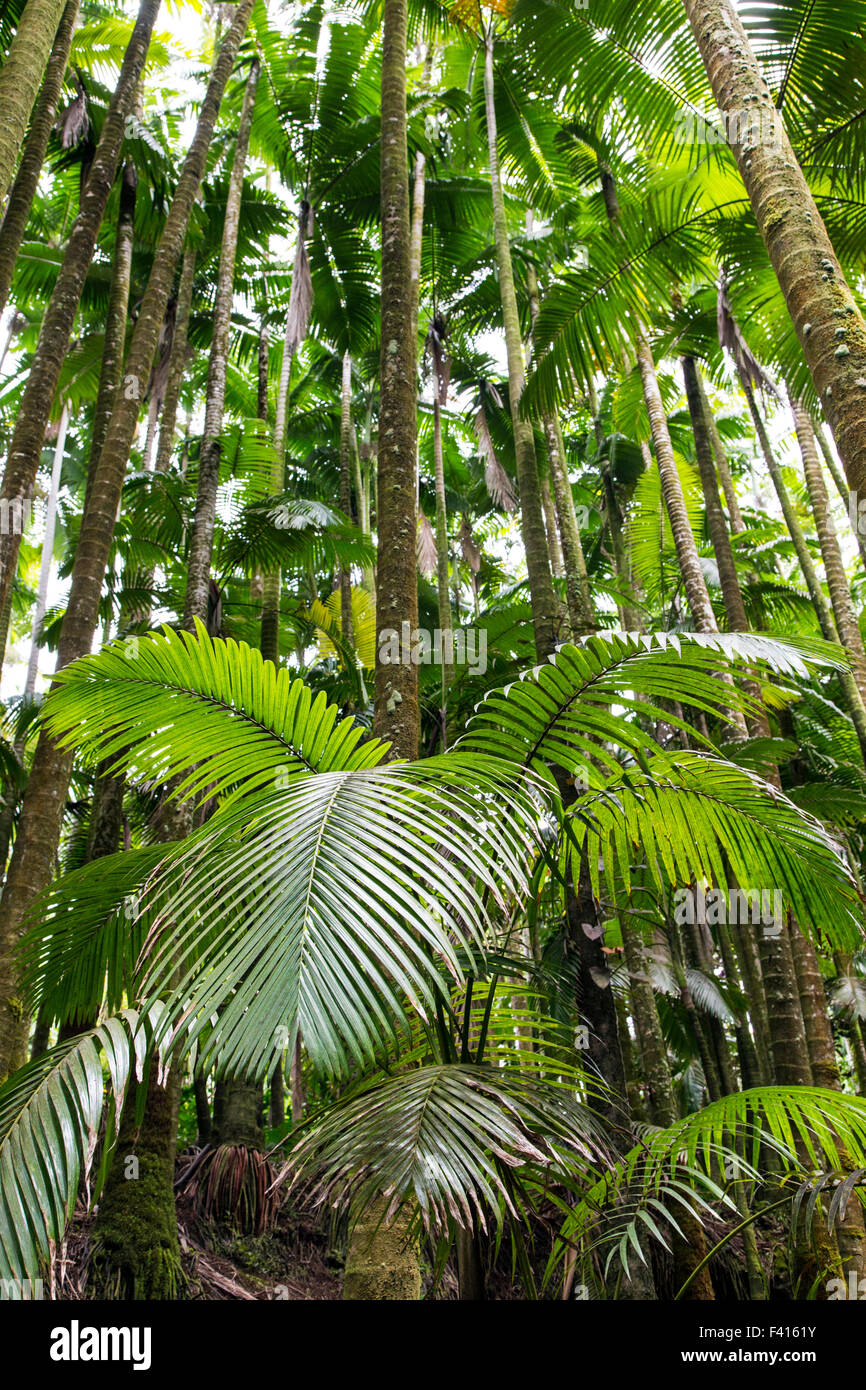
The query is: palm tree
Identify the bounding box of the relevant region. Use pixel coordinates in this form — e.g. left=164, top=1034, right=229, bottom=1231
left=0, top=0, right=69, bottom=208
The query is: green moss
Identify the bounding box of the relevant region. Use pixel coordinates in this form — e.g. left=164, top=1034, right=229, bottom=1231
left=88, top=1149, right=185, bottom=1300
left=343, top=1202, right=421, bottom=1301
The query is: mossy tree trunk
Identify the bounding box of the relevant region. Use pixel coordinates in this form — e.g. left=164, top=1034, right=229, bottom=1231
left=372, top=0, right=419, bottom=757
left=0, top=0, right=68, bottom=210
left=0, top=0, right=79, bottom=318
left=345, top=0, right=421, bottom=1301
left=89, top=1062, right=185, bottom=1300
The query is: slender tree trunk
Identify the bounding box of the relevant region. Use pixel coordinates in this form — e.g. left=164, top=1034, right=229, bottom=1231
left=409, top=147, right=426, bottom=346
left=260, top=200, right=313, bottom=665
left=694, top=370, right=745, bottom=534
left=540, top=472, right=563, bottom=577
left=482, top=34, right=558, bottom=660
left=743, top=379, right=866, bottom=762
left=0, top=0, right=68, bottom=210
left=183, top=57, right=259, bottom=628
left=82, top=161, right=137, bottom=522
left=371, top=0, right=419, bottom=758
left=791, top=394, right=866, bottom=698
left=22, top=404, right=66, bottom=696
left=622, top=923, right=717, bottom=1298
left=339, top=349, right=355, bottom=653
left=683, top=355, right=772, bottom=743
left=638, top=341, right=718, bottom=635
left=0, top=0, right=162, bottom=624
left=432, top=384, right=453, bottom=722
left=809, top=414, right=866, bottom=572
left=0, top=0, right=79, bottom=318
left=683, top=0, right=866, bottom=500
left=345, top=0, right=421, bottom=1302
left=526, top=257, right=594, bottom=634
left=0, top=0, right=253, bottom=1082
left=683, top=357, right=748, bottom=634
left=154, top=251, right=196, bottom=474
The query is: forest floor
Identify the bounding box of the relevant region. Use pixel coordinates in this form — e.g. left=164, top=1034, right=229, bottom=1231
left=46, top=1151, right=783, bottom=1300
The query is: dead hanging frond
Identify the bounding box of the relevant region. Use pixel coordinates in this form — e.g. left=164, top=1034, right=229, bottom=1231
left=717, top=273, right=779, bottom=398
left=177, top=1144, right=281, bottom=1236
left=474, top=382, right=516, bottom=511
left=425, top=313, right=451, bottom=406
left=58, top=73, right=90, bottom=149
left=460, top=518, right=481, bottom=572
left=417, top=511, right=437, bottom=578
left=285, top=200, right=314, bottom=356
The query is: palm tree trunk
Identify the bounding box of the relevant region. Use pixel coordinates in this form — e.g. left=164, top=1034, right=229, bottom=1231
left=409, top=147, right=426, bottom=346
left=791, top=394, right=866, bottom=698
left=339, top=349, right=355, bottom=654
left=23, top=403, right=67, bottom=696
left=682, top=0, right=866, bottom=500
left=0, top=0, right=68, bottom=209
left=0, top=0, right=253, bottom=1083
left=683, top=355, right=772, bottom=743
left=482, top=33, right=558, bottom=660
left=682, top=357, right=748, bottom=634
left=808, top=413, right=866, bottom=572
left=183, top=56, right=259, bottom=629
left=0, top=0, right=162, bottom=626
left=371, top=0, right=420, bottom=760
left=0, top=0, right=79, bottom=319
left=526, top=257, right=594, bottom=634
left=540, top=473, right=564, bottom=577
left=260, top=200, right=313, bottom=665
left=432, top=391, right=453, bottom=717
left=694, top=370, right=745, bottom=534
left=154, top=250, right=196, bottom=474
left=89, top=1057, right=184, bottom=1299
left=742, top=378, right=866, bottom=762
left=82, top=161, right=137, bottom=522
left=638, top=340, right=718, bottom=635
left=789, top=929, right=866, bottom=1282
left=622, top=923, right=718, bottom=1299
left=345, top=0, right=422, bottom=1302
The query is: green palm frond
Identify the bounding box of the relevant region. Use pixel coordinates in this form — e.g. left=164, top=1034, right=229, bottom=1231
left=42, top=622, right=390, bottom=807
left=553, top=1086, right=866, bottom=1282
left=17, top=847, right=168, bottom=1030
left=0, top=1013, right=143, bottom=1286
left=140, top=756, right=543, bottom=1080
left=564, top=752, right=862, bottom=947
left=279, top=1062, right=606, bottom=1235
left=460, top=631, right=843, bottom=778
